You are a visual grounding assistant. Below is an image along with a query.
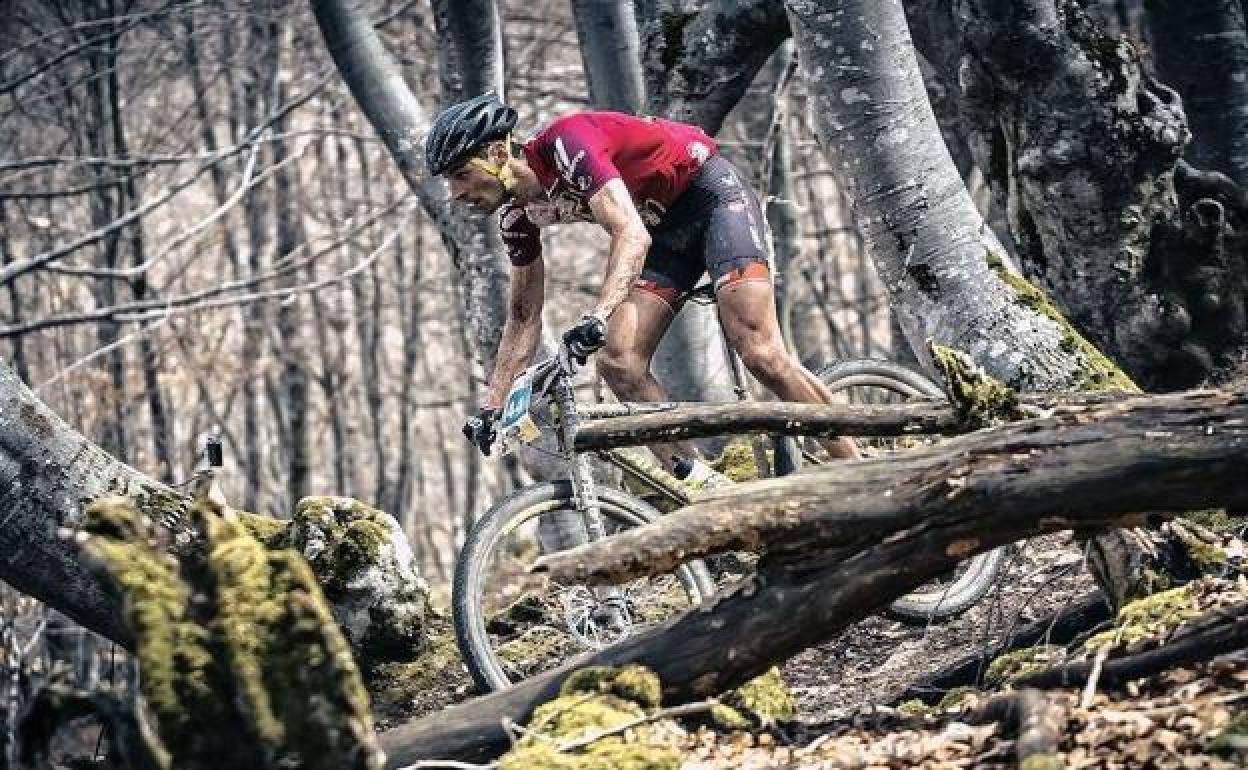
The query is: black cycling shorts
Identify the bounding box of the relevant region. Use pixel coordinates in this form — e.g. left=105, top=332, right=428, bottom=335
left=635, top=154, right=770, bottom=308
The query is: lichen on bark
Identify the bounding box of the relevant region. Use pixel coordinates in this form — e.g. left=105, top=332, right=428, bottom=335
left=983, top=251, right=1139, bottom=393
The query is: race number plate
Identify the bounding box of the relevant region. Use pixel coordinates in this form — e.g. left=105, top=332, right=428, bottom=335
left=498, top=370, right=541, bottom=454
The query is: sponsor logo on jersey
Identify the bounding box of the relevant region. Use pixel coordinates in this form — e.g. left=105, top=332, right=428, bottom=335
left=687, top=141, right=710, bottom=165
left=554, top=137, right=592, bottom=192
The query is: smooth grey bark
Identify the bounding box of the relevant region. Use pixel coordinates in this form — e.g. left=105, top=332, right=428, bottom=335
left=430, top=0, right=505, bottom=107
left=762, top=43, right=800, bottom=350
left=390, top=227, right=424, bottom=522
left=0, top=359, right=184, bottom=646
left=571, top=0, right=645, bottom=113
left=1147, top=0, right=1248, bottom=185
left=99, top=21, right=173, bottom=483
left=640, top=0, right=790, bottom=135
left=0, top=205, right=30, bottom=385
left=785, top=0, right=1125, bottom=392
left=310, top=0, right=509, bottom=373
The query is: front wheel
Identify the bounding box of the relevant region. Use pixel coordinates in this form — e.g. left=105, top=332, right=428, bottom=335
left=452, top=481, right=715, bottom=692
left=786, top=358, right=1010, bottom=623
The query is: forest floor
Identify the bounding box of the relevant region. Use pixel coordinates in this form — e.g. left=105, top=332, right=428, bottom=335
left=371, top=532, right=1248, bottom=768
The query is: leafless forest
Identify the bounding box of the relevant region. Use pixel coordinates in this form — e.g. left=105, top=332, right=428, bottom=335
left=2, top=0, right=1248, bottom=767
left=0, top=0, right=899, bottom=580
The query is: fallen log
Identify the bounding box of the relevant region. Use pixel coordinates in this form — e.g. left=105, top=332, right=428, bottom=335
left=380, top=386, right=1248, bottom=766
left=381, top=503, right=1144, bottom=765
left=898, top=590, right=1112, bottom=703
left=571, top=390, right=1128, bottom=450
left=1015, top=601, right=1248, bottom=690
left=536, top=386, right=1248, bottom=586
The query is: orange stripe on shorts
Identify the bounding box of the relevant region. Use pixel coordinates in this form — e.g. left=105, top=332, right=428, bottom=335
left=714, top=260, right=770, bottom=289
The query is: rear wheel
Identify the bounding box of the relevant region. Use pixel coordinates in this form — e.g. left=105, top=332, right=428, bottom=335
left=788, top=358, right=1010, bottom=623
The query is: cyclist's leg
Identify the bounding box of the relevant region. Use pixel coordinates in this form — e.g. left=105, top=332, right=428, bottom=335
left=699, top=159, right=859, bottom=459
left=598, top=281, right=701, bottom=471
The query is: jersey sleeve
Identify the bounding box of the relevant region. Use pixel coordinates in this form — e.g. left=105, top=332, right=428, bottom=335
left=499, top=203, right=542, bottom=267
left=544, top=118, right=621, bottom=198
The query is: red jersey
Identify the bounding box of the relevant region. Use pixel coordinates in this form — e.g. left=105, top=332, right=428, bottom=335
left=499, top=112, right=717, bottom=266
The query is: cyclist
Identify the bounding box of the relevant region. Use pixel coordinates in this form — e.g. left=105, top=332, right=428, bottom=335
left=426, top=93, right=858, bottom=471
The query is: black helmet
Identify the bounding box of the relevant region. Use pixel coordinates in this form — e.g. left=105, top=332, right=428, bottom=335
left=425, top=93, right=518, bottom=176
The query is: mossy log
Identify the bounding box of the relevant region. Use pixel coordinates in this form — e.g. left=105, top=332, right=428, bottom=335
left=382, top=385, right=1248, bottom=766
left=1015, top=599, right=1248, bottom=690
left=75, top=497, right=383, bottom=770
left=540, top=385, right=1248, bottom=586
left=572, top=390, right=1126, bottom=450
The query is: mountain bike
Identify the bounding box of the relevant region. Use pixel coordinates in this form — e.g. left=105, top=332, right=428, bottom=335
left=451, top=338, right=1009, bottom=692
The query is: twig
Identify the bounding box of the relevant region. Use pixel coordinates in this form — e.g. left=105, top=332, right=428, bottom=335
left=396, top=761, right=497, bottom=770
left=1080, top=647, right=1109, bottom=709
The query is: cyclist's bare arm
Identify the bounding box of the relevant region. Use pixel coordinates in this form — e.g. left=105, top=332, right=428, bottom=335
left=484, top=256, right=545, bottom=410
left=588, top=178, right=651, bottom=320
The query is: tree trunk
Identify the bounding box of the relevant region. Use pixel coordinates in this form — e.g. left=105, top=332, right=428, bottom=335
left=1147, top=0, right=1248, bottom=186
left=236, top=13, right=275, bottom=512
left=640, top=0, right=790, bottom=136
left=904, top=0, right=1248, bottom=391
left=570, top=0, right=645, bottom=113
left=765, top=44, right=800, bottom=350
left=0, top=359, right=188, bottom=646
left=786, top=0, right=1128, bottom=393
left=0, top=203, right=31, bottom=384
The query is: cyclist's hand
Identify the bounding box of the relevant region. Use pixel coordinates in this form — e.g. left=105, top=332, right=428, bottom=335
left=463, top=407, right=500, bottom=456
left=562, top=314, right=608, bottom=364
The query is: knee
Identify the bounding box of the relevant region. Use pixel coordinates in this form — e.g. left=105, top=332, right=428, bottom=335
left=738, top=343, right=793, bottom=386
left=598, top=346, right=649, bottom=391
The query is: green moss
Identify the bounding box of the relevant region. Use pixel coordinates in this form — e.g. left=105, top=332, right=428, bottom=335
left=235, top=511, right=290, bottom=549
left=937, top=686, right=979, bottom=710
left=289, top=496, right=391, bottom=596
left=1182, top=509, right=1248, bottom=535
left=497, top=625, right=577, bottom=673
left=1207, top=710, right=1248, bottom=754
left=1083, top=584, right=1202, bottom=652
left=984, top=646, right=1065, bottom=686
left=496, top=666, right=681, bottom=770
left=365, top=615, right=465, bottom=724
left=562, top=666, right=662, bottom=710
left=897, top=699, right=935, bottom=718
left=79, top=496, right=382, bottom=770
left=710, top=442, right=762, bottom=482
left=984, top=251, right=1138, bottom=392
left=929, top=343, right=1022, bottom=428
left=712, top=667, right=795, bottom=729
left=1020, top=755, right=1065, bottom=770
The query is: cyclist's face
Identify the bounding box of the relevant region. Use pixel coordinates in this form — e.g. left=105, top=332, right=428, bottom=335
left=447, top=162, right=505, bottom=214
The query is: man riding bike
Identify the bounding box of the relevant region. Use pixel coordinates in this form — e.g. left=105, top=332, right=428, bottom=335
left=425, top=93, right=858, bottom=471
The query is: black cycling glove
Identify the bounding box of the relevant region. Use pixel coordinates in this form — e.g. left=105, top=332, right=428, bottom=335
left=562, top=314, right=609, bottom=364
left=463, top=407, right=500, bottom=456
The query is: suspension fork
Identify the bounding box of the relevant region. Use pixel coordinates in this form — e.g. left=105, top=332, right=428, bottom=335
left=551, top=369, right=607, bottom=542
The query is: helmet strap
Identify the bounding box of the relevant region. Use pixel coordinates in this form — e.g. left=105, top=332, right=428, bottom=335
left=465, top=134, right=516, bottom=191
